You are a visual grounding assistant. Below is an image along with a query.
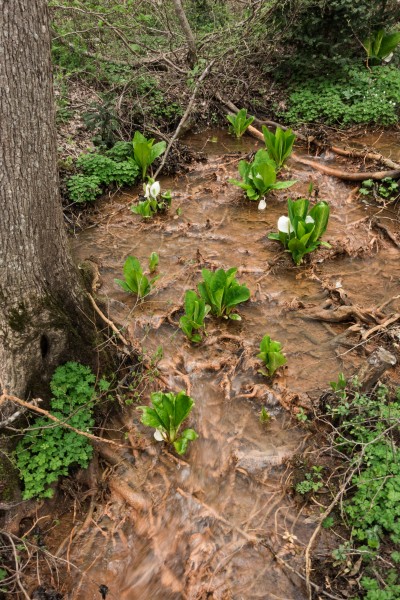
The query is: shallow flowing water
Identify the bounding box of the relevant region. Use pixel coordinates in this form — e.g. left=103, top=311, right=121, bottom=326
left=68, top=130, right=400, bottom=600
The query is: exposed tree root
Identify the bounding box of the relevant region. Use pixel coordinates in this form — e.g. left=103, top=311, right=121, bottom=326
left=291, top=152, right=400, bottom=181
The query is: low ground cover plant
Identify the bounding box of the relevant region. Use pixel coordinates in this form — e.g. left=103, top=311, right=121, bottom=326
left=257, top=335, right=287, bottom=377
left=269, top=198, right=330, bottom=265
left=198, top=267, right=250, bottom=320
left=115, top=255, right=159, bottom=298
left=359, top=177, right=399, bottom=203
left=262, top=125, right=296, bottom=170
left=295, top=376, right=400, bottom=598
left=179, top=290, right=210, bottom=343
left=131, top=178, right=172, bottom=218
left=138, top=390, right=198, bottom=455
left=66, top=141, right=139, bottom=203
left=281, top=66, right=400, bottom=126
left=16, top=362, right=108, bottom=499
left=226, top=108, right=254, bottom=138
left=229, top=149, right=297, bottom=209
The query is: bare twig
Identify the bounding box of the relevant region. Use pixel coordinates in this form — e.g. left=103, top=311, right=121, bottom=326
left=0, top=391, right=128, bottom=449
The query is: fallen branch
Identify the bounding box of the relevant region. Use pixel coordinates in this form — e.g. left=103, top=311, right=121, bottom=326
left=291, top=152, right=400, bottom=182
left=361, top=313, right=400, bottom=340
left=331, top=145, right=400, bottom=171
left=0, top=392, right=128, bottom=449
left=154, top=59, right=215, bottom=178
left=88, top=293, right=129, bottom=347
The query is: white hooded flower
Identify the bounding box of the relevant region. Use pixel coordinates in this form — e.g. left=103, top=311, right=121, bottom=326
left=144, top=183, right=151, bottom=198
left=258, top=198, right=267, bottom=210
left=305, top=215, right=314, bottom=224
left=277, top=215, right=294, bottom=234
left=149, top=181, right=161, bottom=199
left=154, top=429, right=165, bottom=442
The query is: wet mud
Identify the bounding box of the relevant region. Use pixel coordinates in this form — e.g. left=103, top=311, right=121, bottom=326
left=64, top=129, right=400, bottom=600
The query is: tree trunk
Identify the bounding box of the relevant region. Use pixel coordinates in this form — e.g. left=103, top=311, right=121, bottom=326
left=171, top=0, right=197, bottom=67
left=0, top=0, right=95, bottom=411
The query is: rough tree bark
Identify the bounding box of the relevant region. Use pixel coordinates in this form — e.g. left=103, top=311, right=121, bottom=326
left=171, top=0, right=197, bottom=66
left=0, top=0, right=95, bottom=411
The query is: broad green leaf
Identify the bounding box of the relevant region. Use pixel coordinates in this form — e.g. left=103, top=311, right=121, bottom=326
left=309, top=201, right=330, bottom=242
left=150, top=141, right=166, bottom=162
left=272, top=179, right=297, bottom=190
left=137, top=406, right=165, bottom=429
left=225, top=284, right=251, bottom=309
left=172, top=391, right=194, bottom=431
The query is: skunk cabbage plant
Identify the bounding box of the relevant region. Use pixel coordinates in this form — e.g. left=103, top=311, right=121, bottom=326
left=132, top=131, right=166, bottom=180
left=229, top=149, right=297, bottom=209
left=180, top=290, right=210, bottom=343
left=262, top=126, right=296, bottom=170
left=138, top=390, right=198, bottom=455
left=198, top=267, right=250, bottom=320
left=268, top=198, right=330, bottom=265
left=257, top=335, right=287, bottom=377
left=226, top=108, right=255, bottom=138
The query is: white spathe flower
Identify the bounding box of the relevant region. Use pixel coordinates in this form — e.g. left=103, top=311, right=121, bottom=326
left=149, top=181, right=161, bottom=199
left=277, top=215, right=294, bottom=234
left=144, top=183, right=151, bottom=198
left=258, top=198, right=267, bottom=210
left=154, top=429, right=165, bottom=442
left=305, top=215, right=314, bottom=224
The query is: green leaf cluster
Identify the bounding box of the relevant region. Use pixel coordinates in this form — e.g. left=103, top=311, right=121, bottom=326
left=179, top=290, right=211, bottom=343
left=269, top=198, right=330, bottom=265
left=364, top=30, right=400, bottom=63
left=257, top=335, right=287, bottom=377
left=132, top=131, right=166, bottom=180
left=131, top=188, right=172, bottom=219
left=15, top=362, right=104, bottom=500
left=229, top=149, right=297, bottom=202
left=262, top=126, right=296, bottom=170
left=327, top=382, right=400, bottom=543
left=66, top=140, right=139, bottom=203
left=226, top=108, right=255, bottom=138
left=114, top=255, right=158, bottom=298
left=198, top=267, right=250, bottom=319
left=359, top=177, right=399, bottom=202
left=282, top=66, right=400, bottom=127
left=138, top=390, right=198, bottom=455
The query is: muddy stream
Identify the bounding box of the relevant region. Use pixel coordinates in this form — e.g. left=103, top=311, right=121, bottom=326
left=67, top=130, right=400, bottom=600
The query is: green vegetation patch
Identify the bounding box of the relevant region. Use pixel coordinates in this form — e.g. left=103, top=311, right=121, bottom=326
left=16, top=362, right=109, bottom=499
left=281, top=66, right=400, bottom=126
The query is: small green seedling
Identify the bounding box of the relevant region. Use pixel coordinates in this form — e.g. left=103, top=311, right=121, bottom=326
left=131, top=178, right=172, bottom=218
left=259, top=406, right=272, bottom=424
left=115, top=255, right=158, bottom=298
left=138, top=390, right=198, bottom=455
left=269, top=198, right=330, bottom=265
left=262, top=125, right=296, bottom=170
left=149, top=252, right=159, bottom=273
left=229, top=149, right=297, bottom=209
left=226, top=108, right=255, bottom=138
left=295, top=466, right=324, bottom=495
left=198, top=267, right=250, bottom=320
left=257, top=335, right=287, bottom=377
left=179, top=290, right=211, bottom=343
left=132, top=131, right=166, bottom=180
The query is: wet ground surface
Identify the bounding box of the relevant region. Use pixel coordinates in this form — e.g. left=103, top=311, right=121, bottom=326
left=64, top=129, right=400, bottom=599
